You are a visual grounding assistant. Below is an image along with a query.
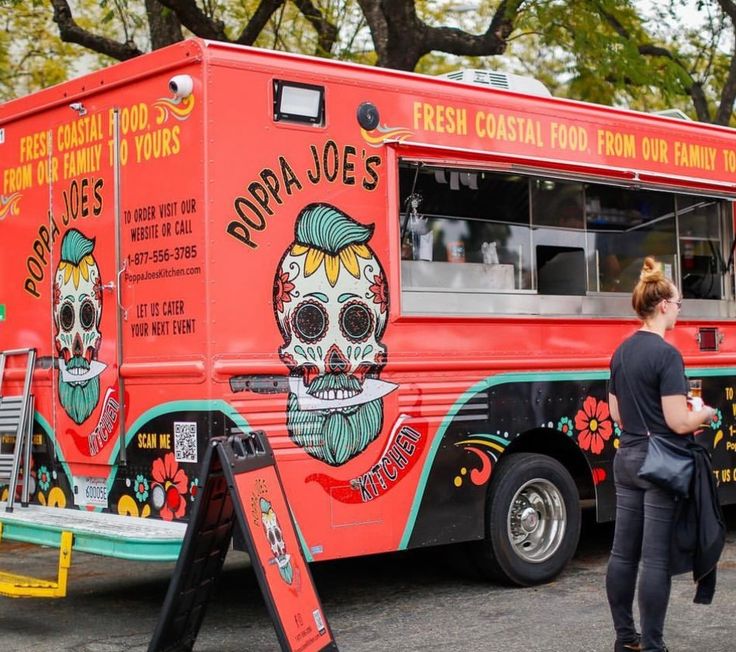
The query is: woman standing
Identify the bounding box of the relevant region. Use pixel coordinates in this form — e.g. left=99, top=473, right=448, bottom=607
left=606, top=257, right=716, bottom=652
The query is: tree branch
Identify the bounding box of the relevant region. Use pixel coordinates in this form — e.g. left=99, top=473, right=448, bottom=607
left=155, top=0, right=227, bottom=40
left=145, top=0, right=183, bottom=50
left=358, top=0, right=525, bottom=70
left=50, top=0, right=143, bottom=61
left=356, top=0, right=389, bottom=65
left=292, top=0, right=338, bottom=54
left=593, top=0, right=714, bottom=121
left=594, top=2, right=678, bottom=62
left=716, top=43, right=736, bottom=125
left=713, top=0, right=736, bottom=124
left=717, top=0, right=736, bottom=23
left=425, top=0, right=525, bottom=56
left=234, top=0, right=285, bottom=45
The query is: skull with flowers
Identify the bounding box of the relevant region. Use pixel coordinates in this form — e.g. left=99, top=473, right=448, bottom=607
left=273, top=204, right=395, bottom=466
left=260, top=497, right=293, bottom=584
left=53, top=229, right=106, bottom=424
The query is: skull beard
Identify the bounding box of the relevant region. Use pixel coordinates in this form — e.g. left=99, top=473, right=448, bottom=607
left=286, top=392, right=384, bottom=466
left=58, top=356, right=100, bottom=424
left=279, top=562, right=294, bottom=585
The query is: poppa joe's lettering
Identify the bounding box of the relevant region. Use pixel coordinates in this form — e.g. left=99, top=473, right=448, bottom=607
left=226, top=140, right=382, bottom=250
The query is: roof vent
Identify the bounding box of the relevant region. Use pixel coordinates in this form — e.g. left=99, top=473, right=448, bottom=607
left=651, top=108, right=691, bottom=121
left=440, top=69, right=551, bottom=97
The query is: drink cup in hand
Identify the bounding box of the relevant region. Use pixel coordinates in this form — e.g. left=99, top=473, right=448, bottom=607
left=688, top=395, right=704, bottom=412
left=688, top=379, right=703, bottom=411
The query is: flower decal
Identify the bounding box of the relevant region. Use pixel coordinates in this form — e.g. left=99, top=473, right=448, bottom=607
left=575, top=396, right=613, bottom=455
left=274, top=270, right=295, bottom=313
left=592, top=467, right=607, bottom=485
left=557, top=416, right=574, bottom=437
left=37, top=465, right=51, bottom=492
left=151, top=452, right=188, bottom=521
left=190, top=478, right=200, bottom=502
left=612, top=421, right=622, bottom=449
left=134, top=474, right=149, bottom=502
left=369, top=273, right=388, bottom=314
left=52, top=282, right=61, bottom=311
left=93, top=276, right=103, bottom=303
left=710, top=408, right=723, bottom=430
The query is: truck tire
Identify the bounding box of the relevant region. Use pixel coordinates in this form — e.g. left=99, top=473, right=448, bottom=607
left=472, top=452, right=581, bottom=586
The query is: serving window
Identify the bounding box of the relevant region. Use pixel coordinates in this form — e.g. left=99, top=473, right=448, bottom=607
left=399, top=166, right=531, bottom=291
left=398, top=160, right=734, bottom=316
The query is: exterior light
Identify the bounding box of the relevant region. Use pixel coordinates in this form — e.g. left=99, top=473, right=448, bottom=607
left=273, top=80, right=324, bottom=125
left=69, top=102, right=87, bottom=116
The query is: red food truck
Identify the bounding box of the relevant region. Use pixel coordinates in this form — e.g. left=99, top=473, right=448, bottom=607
left=2, top=39, right=736, bottom=594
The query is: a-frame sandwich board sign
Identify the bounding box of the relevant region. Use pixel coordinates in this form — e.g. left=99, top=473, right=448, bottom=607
left=148, top=430, right=338, bottom=652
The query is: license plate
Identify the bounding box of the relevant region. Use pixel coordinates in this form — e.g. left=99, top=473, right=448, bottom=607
left=74, top=476, right=109, bottom=508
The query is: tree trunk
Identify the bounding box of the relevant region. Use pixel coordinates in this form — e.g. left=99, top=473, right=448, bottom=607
left=690, top=81, right=712, bottom=123
left=145, top=0, right=184, bottom=50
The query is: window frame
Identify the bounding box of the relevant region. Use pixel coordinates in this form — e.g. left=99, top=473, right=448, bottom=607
left=395, top=156, right=736, bottom=320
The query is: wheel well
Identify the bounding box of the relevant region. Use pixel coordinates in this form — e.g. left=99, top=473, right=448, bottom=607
left=502, top=428, right=595, bottom=502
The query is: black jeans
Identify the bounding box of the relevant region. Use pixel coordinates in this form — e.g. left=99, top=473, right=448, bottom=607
left=606, top=446, right=676, bottom=652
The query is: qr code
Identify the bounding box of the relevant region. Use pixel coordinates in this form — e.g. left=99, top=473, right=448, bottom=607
left=174, top=422, right=197, bottom=463
left=312, top=609, right=326, bottom=634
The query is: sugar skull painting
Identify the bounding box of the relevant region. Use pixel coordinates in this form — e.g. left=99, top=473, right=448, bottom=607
left=260, top=497, right=293, bottom=584
left=274, top=203, right=396, bottom=466
left=53, top=228, right=106, bottom=424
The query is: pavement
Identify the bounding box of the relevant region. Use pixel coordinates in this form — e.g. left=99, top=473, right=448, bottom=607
left=1, top=508, right=736, bottom=651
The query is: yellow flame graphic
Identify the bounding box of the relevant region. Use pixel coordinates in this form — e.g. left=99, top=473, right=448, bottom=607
left=0, top=193, right=22, bottom=220
left=361, top=125, right=415, bottom=147
left=154, top=95, right=195, bottom=125
left=714, top=430, right=723, bottom=448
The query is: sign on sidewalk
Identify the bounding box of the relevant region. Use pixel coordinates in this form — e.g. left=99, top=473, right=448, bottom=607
left=149, top=430, right=337, bottom=652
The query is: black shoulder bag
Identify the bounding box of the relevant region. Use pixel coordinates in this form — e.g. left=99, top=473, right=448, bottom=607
left=620, top=344, right=694, bottom=497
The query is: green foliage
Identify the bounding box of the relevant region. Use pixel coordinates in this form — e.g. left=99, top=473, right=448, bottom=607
left=504, top=0, right=735, bottom=123
left=0, top=0, right=117, bottom=102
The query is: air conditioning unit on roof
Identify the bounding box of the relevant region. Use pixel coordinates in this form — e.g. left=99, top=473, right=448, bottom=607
left=440, top=69, right=552, bottom=97
left=651, top=108, right=691, bottom=121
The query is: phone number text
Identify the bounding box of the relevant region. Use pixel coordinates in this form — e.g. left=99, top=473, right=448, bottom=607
left=128, top=246, right=198, bottom=266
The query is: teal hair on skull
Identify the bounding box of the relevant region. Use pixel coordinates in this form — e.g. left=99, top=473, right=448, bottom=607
left=60, top=228, right=96, bottom=265
left=294, top=203, right=374, bottom=254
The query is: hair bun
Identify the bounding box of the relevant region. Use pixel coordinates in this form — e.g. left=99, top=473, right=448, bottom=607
left=639, top=256, right=664, bottom=284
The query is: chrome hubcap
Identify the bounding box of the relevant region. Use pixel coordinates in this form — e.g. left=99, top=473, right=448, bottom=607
left=507, top=478, right=566, bottom=563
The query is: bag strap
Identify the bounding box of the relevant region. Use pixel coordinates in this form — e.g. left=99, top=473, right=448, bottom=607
left=619, top=340, right=652, bottom=437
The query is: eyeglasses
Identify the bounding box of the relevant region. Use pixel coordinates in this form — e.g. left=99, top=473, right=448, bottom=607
left=666, top=299, right=682, bottom=309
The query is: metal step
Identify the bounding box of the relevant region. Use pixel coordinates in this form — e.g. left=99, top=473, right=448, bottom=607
left=0, top=570, right=61, bottom=591
left=0, top=528, right=72, bottom=598
left=0, top=502, right=186, bottom=561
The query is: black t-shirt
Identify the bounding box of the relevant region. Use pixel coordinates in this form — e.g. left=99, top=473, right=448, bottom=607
left=609, top=331, right=689, bottom=448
